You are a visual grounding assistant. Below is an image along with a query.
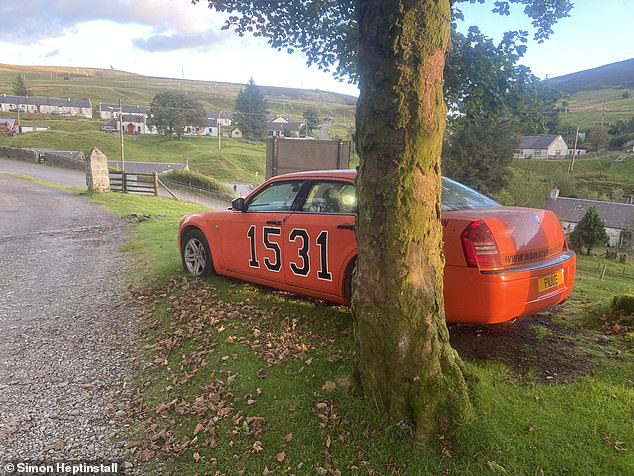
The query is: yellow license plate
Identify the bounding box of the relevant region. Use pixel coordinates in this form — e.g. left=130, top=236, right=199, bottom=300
left=538, top=269, right=564, bottom=292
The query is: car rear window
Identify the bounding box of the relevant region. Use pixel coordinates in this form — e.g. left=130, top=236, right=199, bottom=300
left=441, top=178, right=499, bottom=212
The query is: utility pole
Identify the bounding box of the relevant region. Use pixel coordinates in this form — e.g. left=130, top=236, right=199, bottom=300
left=119, top=99, right=127, bottom=192
left=601, top=100, right=606, bottom=128
left=218, top=116, right=222, bottom=150
left=568, top=122, right=580, bottom=173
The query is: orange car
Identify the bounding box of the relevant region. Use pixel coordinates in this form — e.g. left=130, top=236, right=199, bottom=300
left=178, top=170, right=575, bottom=324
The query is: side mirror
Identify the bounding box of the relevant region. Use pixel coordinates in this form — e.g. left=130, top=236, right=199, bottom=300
left=232, top=197, right=246, bottom=212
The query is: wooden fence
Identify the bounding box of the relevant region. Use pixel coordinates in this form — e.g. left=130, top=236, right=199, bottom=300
left=110, top=171, right=159, bottom=196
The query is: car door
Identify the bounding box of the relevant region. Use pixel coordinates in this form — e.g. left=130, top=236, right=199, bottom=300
left=283, top=180, right=357, bottom=298
left=218, top=179, right=305, bottom=284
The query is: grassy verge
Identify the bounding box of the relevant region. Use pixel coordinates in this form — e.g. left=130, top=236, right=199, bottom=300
left=74, top=192, right=629, bottom=475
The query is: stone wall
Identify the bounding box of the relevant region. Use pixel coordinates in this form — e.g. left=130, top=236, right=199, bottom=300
left=0, top=146, right=39, bottom=163
left=40, top=153, right=86, bottom=171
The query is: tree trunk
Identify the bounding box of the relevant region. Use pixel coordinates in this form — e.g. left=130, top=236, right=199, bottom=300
left=352, top=0, right=472, bottom=443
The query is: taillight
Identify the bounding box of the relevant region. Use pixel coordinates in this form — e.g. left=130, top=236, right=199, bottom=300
left=461, top=220, right=502, bottom=268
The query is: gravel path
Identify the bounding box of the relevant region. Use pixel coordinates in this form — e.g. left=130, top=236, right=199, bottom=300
left=0, top=176, right=137, bottom=467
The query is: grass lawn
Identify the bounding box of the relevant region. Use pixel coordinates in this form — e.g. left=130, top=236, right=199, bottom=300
left=3, top=175, right=633, bottom=474
left=76, top=191, right=634, bottom=475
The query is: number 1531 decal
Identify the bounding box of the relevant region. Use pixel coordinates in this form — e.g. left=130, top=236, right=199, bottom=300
left=247, top=225, right=332, bottom=281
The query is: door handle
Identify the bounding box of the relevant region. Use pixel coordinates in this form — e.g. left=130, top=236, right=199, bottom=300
left=337, top=224, right=354, bottom=230
left=266, top=220, right=282, bottom=226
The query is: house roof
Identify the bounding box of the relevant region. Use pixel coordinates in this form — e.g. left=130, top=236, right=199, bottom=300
left=0, top=94, right=90, bottom=108
left=544, top=197, right=634, bottom=230
left=518, top=135, right=561, bottom=150
left=207, top=112, right=233, bottom=120
left=268, top=121, right=301, bottom=132
left=120, top=114, right=145, bottom=123
left=99, top=103, right=148, bottom=115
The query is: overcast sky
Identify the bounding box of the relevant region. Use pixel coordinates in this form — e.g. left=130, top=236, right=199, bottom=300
left=0, top=0, right=631, bottom=97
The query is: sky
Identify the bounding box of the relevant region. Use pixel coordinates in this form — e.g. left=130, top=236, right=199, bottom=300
left=0, top=0, right=632, bottom=97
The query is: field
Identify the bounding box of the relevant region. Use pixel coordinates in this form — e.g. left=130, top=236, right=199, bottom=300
left=0, top=63, right=357, bottom=125
left=511, top=152, right=634, bottom=197
left=81, top=187, right=634, bottom=476
left=561, top=88, right=634, bottom=129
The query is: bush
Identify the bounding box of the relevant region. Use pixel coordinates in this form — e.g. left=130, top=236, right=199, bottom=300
left=608, top=133, right=634, bottom=149
left=161, top=169, right=234, bottom=197
left=611, top=294, right=634, bottom=315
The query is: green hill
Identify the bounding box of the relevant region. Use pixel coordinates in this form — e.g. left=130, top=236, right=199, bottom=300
left=548, top=58, right=634, bottom=94
left=547, top=59, right=634, bottom=129
left=0, top=63, right=357, bottom=123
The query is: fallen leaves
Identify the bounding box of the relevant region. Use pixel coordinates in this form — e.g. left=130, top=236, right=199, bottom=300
left=322, top=381, right=337, bottom=392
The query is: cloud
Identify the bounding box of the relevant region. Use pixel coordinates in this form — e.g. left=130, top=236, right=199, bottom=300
left=132, top=29, right=224, bottom=52
left=43, top=49, right=60, bottom=59
left=0, top=0, right=220, bottom=43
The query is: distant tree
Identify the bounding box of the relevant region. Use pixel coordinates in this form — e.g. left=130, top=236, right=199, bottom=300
left=302, top=107, right=320, bottom=137
left=569, top=207, right=609, bottom=255
left=553, top=170, right=577, bottom=197
left=443, top=117, right=519, bottom=195
left=12, top=74, right=30, bottom=96
left=147, top=91, right=206, bottom=140
left=234, top=78, right=268, bottom=140
left=445, top=27, right=562, bottom=134
left=611, top=187, right=624, bottom=202
left=493, top=168, right=551, bottom=208
left=622, top=91, right=631, bottom=99
left=588, top=126, right=609, bottom=150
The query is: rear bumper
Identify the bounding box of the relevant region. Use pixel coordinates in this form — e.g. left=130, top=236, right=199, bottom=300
left=444, top=251, right=576, bottom=324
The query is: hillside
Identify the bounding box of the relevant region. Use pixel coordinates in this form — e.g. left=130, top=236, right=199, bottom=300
left=548, top=58, right=634, bottom=94
left=0, top=63, right=357, bottom=123
left=546, top=59, right=634, bottom=129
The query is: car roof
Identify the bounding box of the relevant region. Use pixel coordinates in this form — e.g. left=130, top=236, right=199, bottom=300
left=271, top=169, right=357, bottom=181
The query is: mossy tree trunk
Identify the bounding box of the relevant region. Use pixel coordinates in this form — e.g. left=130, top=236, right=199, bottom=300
left=352, top=0, right=472, bottom=443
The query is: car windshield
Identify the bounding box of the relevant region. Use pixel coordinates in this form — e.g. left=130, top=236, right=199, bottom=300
left=441, top=178, right=499, bottom=212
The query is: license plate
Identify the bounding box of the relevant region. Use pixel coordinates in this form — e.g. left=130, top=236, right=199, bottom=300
left=538, top=269, right=564, bottom=292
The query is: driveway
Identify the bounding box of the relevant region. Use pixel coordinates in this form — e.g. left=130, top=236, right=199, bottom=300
left=0, top=176, right=135, bottom=463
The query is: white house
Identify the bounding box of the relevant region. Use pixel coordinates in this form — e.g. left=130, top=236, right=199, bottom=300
left=207, top=112, right=233, bottom=127
left=98, top=103, right=148, bottom=120
left=544, top=190, right=634, bottom=249
left=515, top=135, right=569, bottom=159
left=0, top=94, right=92, bottom=118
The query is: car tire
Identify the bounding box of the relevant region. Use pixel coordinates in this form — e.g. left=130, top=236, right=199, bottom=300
left=181, top=229, right=215, bottom=277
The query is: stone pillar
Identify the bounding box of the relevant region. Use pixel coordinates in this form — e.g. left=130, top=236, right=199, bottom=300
left=85, top=147, right=110, bottom=192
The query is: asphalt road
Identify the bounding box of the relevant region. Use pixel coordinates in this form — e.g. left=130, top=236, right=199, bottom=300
left=0, top=176, right=135, bottom=462
left=0, top=158, right=228, bottom=209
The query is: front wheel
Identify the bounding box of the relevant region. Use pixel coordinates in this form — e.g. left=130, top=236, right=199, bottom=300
left=181, top=229, right=214, bottom=277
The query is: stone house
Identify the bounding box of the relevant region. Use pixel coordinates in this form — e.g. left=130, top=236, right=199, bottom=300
left=514, top=134, right=569, bottom=159
left=544, top=190, right=634, bottom=249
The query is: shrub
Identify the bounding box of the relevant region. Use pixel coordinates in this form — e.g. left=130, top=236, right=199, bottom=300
left=611, top=294, right=634, bottom=315
left=161, top=169, right=233, bottom=197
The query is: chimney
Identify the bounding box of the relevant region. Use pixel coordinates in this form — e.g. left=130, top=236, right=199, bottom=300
left=550, top=188, right=560, bottom=200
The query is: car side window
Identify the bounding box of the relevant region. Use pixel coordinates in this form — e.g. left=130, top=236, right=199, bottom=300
left=301, top=181, right=356, bottom=214
left=247, top=181, right=304, bottom=212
